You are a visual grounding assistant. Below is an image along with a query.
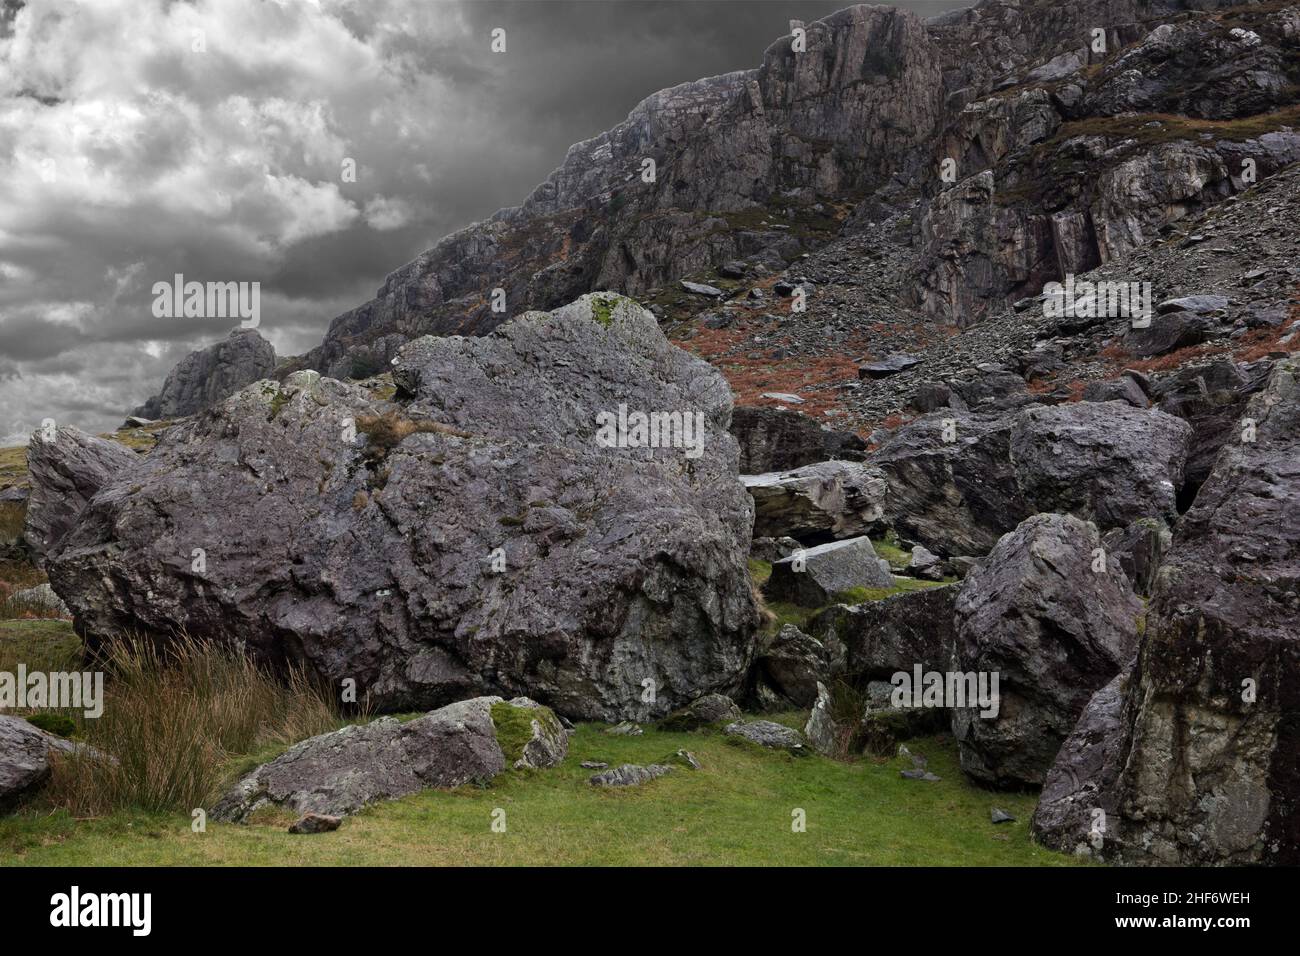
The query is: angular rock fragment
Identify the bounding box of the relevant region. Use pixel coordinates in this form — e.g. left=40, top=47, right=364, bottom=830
left=743, top=460, right=888, bottom=540
left=762, top=537, right=894, bottom=608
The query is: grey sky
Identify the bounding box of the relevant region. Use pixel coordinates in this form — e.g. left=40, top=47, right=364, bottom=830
left=0, top=0, right=967, bottom=443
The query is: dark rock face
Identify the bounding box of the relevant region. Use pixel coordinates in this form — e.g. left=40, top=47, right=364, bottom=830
left=133, top=328, right=276, bottom=419
left=871, top=412, right=1022, bottom=557
left=871, top=401, right=1190, bottom=557
left=1101, top=518, right=1171, bottom=598
left=1055, top=359, right=1300, bottom=864
left=213, top=696, right=565, bottom=822
left=743, top=461, right=887, bottom=541
left=1009, top=401, right=1191, bottom=530
left=729, top=406, right=865, bottom=473
left=1031, top=674, right=1130, bottom=857
left=49, top=295, right=758, bottom=721
left=1150, top=357, right=1274, bottom=492
left=913, top=7, right=1300, bottom=325
left=952, top=513, right=1143, bottom=788
left=753, top=623, right=845, bottom=708
left=0, top=715, right=81, bottom=811
left=23, top=426, right=139, bottom=565
left=814, top=585, right=958, bottom=684
left=762, top=537, right=894, bottom=608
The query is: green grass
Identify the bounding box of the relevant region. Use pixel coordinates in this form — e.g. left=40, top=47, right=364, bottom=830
left=0, top=723, right=1079, bottom=867
left=0, top=619, right=82, bottom=674
left=0, top=444, right=27, bottom=491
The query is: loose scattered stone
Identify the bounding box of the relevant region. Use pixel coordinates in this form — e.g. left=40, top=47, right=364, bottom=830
left=724, top=720, right=806, bottom=753
left=589, top=764, right=673, bottom=788
left=289, top=813, right=342, bottom=835
left=604, top=721, right=644, bottom=737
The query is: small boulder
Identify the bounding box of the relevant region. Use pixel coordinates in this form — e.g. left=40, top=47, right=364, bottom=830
left=288, top=813, right=342, bottom=835
left=762, top=537, right=895, bottom=608
left=211, top=696, right=565, bottom=822
left=680, top=280, right=725, bottom=298
left=589, top=764, right=672, bottom=787
left=0, top=715, right=81, bottom=811
left=724, top=720, right=806, bottom=752
left=658, top=693, right=741, bottom=731
left=753, top=624, right=844, bottom=707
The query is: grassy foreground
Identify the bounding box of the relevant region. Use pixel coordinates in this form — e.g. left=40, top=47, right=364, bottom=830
left=1, top=586, right=1079, bottom=867
left=2, top=719, right=1077, bottom=867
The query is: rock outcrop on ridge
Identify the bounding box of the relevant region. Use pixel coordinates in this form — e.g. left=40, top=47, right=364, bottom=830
left=133, top=328, right=276, bottom=420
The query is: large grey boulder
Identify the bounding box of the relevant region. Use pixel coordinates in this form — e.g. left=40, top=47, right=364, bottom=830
left=762, top=537, right=895, bottom=608
left=951, top=513, right=1143, bottom=788
left=743, top=460, right=888, bottom=541
left=23, top=425, right=139, bottom=565
left=48, top=295, right=759, bottom=721
left=1043, top=359, right=1300, bottom=864
left=872, top=402, right=1192, bottom=557
left=0, top=715, right=81, bottom=811
left=132, top=328, right=276, bottom=419
left=1008, top=402, right=1192, bottom=530
left=212, top=696, right=565, bottom=822
left=729, top=406, right=865, bottom=473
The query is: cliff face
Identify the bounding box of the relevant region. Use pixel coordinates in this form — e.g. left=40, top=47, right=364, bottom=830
left=290, top=4, right=948, bottom=380
left=139, top=0, right=1291, bottom=403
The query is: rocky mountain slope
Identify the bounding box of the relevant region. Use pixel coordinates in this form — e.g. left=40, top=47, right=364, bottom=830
left=16, top=0, right=1297, bottom=866
left=125, top=0, right=1298, bottom=407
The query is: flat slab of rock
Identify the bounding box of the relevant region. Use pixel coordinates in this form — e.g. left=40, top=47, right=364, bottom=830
left=762, top=536, right=895, bottom=608
left=743, top=460, right=887, bottom=540
left=0, top=715, right=80, bottom=810
left=724, top=720, right=806, bottom=752
left=589, top=763, right=672, bottom=787
left=1156, top=294, right=1229, bottom=314
left=680, top=280, right=725, bottom=298
left=211, top=696, right=565, bottom=822
left=858, top=354, right=921, bottom=379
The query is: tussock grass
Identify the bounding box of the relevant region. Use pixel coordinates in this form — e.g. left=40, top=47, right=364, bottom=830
left=0, top=501, right=25, bottom=542
left=355, top=411, right=470, bottom=457
left=42, top=634, right=348, bottom=816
